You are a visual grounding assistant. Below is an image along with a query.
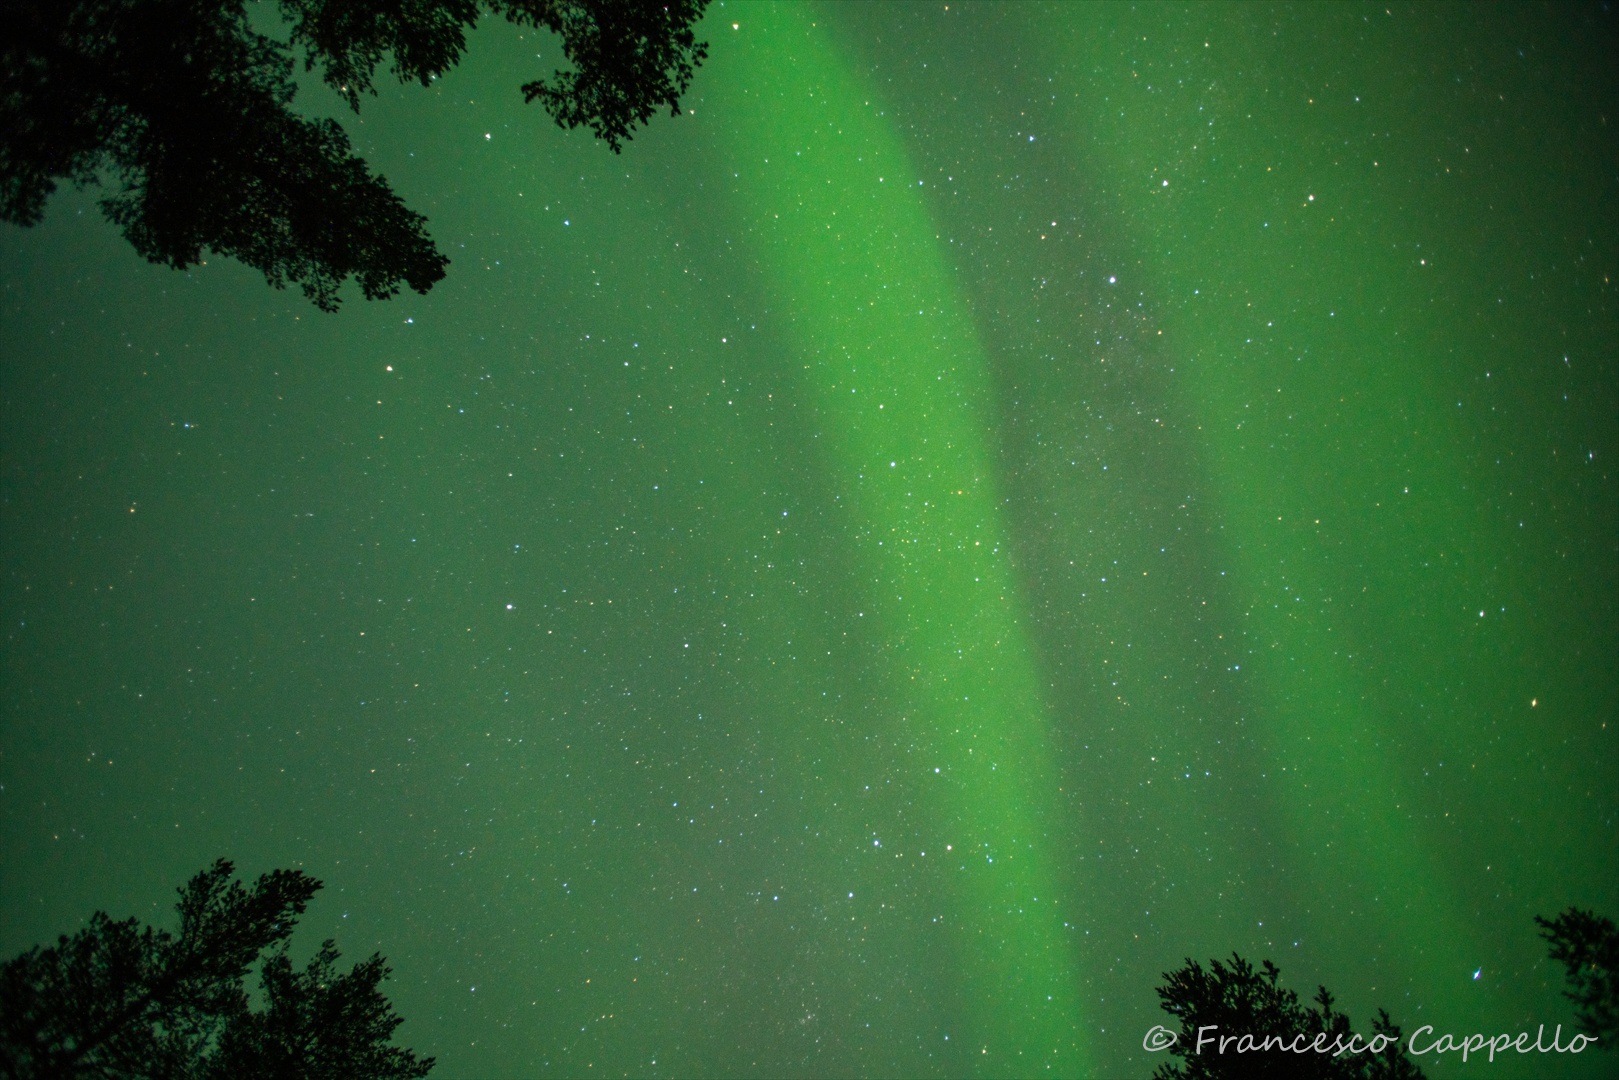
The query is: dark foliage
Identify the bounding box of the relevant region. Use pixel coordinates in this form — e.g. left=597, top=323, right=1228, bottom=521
left=506, top=1, right=708, bottom=152
left=277, top=0, right=708, bottom=152
left=1537, top=907, right=1618, bottom=1048
left=1, top=0, right=708, bottom=309
left=1152, top=954, right=1424, bottom=1080
left=0, top=859, right=433, bottom=1079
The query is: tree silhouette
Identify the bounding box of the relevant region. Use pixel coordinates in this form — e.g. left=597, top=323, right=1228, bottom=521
left=1, top=0, right=709, bottom=310
left=1537, top=907, right=1618, bottom=1048
left=1151, top=953, right=1424, bottom=1080
left=0, top=859, right=433, bottom=1079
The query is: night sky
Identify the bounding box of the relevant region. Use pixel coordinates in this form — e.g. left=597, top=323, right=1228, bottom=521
left=2, top=3, right=1615, bottom=1078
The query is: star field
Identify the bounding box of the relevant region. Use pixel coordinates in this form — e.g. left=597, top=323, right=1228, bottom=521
left=1, top=3, right=1614, bottom=1078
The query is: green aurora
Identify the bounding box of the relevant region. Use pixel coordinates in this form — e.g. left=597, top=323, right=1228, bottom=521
left=1, top=3, right=1614, bottom=1077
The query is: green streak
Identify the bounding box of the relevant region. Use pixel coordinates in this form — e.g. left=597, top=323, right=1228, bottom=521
left=1032, top=2, right=1505, bottom=1026
left=704, top=6, right=1092, bottom=1073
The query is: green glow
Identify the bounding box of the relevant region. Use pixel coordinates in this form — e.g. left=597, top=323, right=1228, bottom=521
left=1, top=4, right=1612, bottom=1078
left=705, top=6, right=1091, bottom=1071
left=1025, top=1, right=1571, bottom=1033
